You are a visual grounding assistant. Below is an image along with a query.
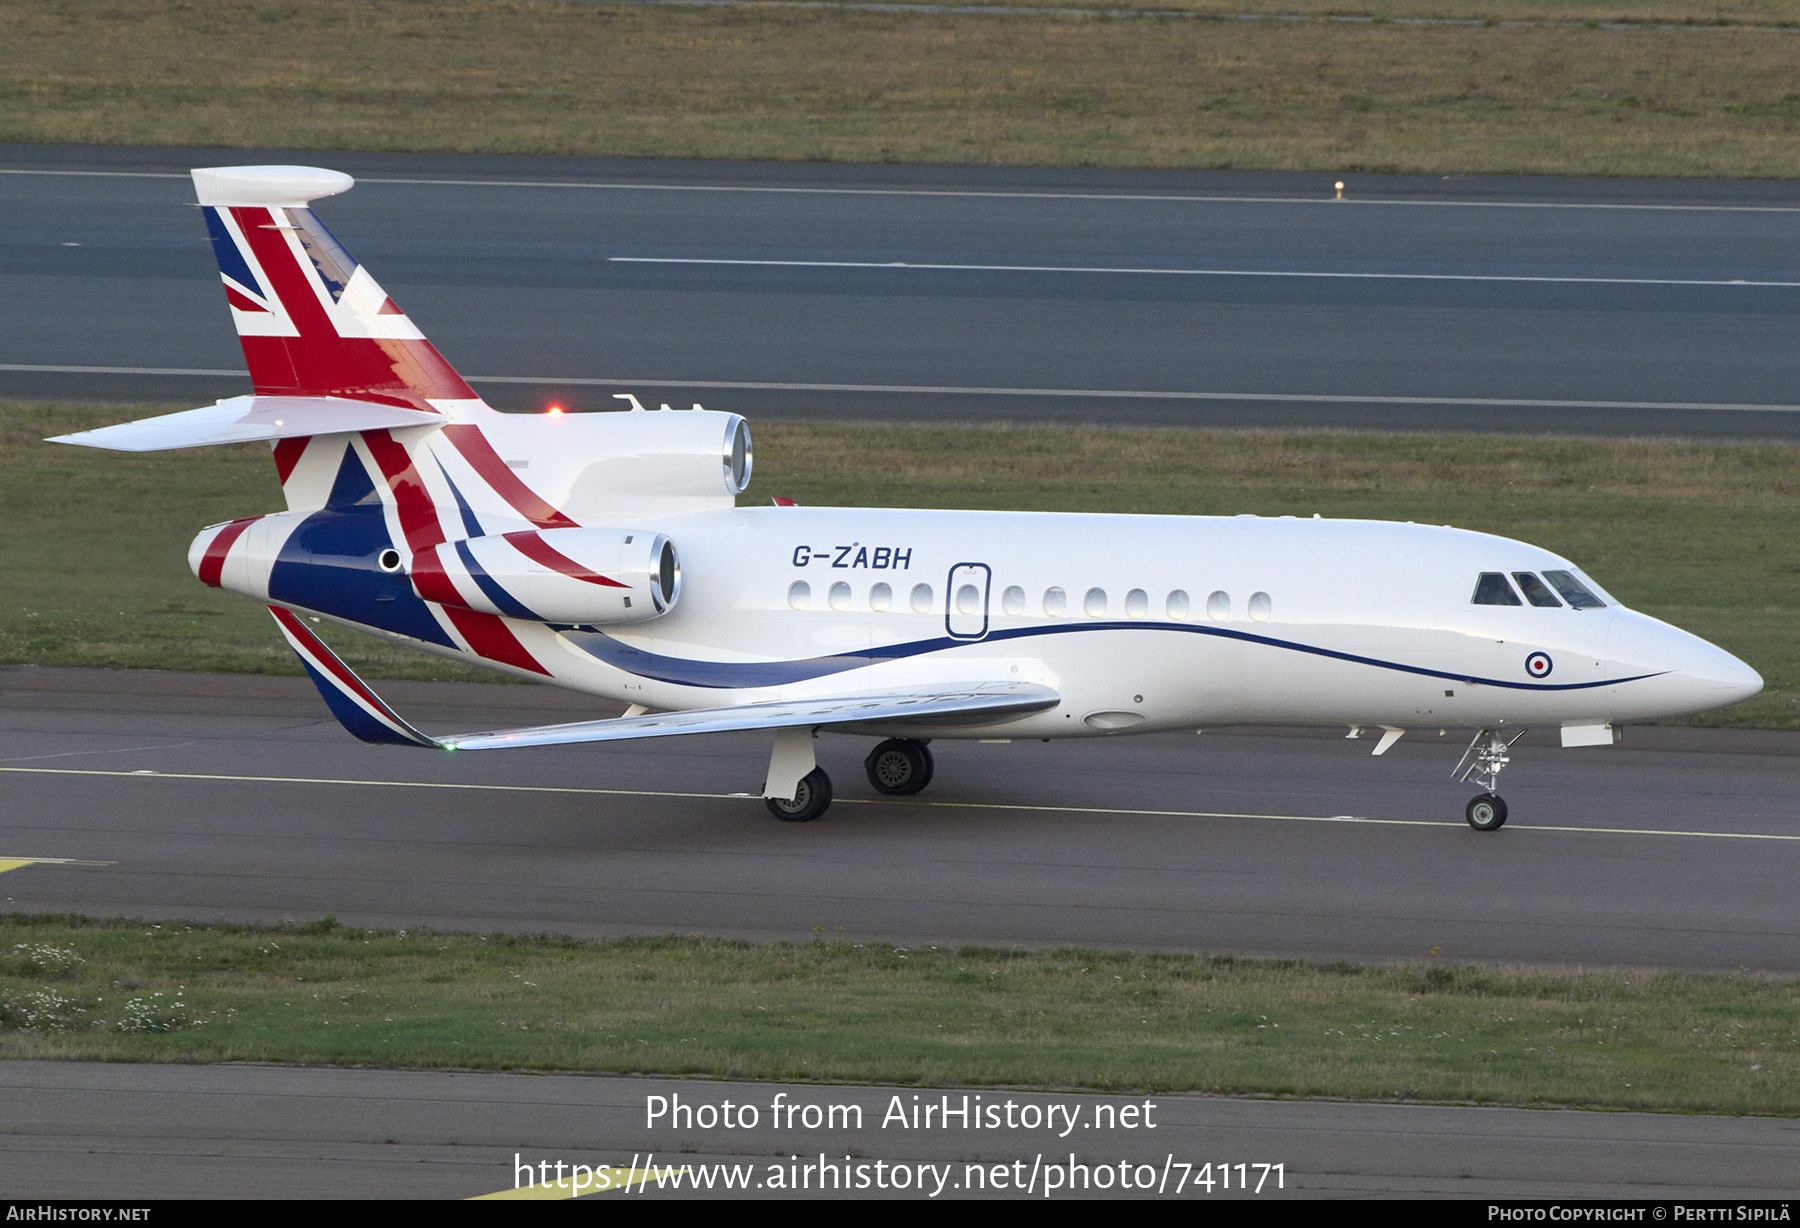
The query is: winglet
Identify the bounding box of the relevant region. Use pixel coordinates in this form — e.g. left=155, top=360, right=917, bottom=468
left=268, top=606, right=444, bottom=748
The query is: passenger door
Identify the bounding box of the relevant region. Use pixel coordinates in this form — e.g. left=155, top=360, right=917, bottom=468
left=945, top=562, right=991, bottom=640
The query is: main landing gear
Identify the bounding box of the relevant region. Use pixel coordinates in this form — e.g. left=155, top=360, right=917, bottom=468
left=1453, top=728, right=1525, bottom=832
left=864, top=738, right=934, bottom=796
left=761, top=734, right=938, bottom=821
left=766, top=767, right=833, bottom=822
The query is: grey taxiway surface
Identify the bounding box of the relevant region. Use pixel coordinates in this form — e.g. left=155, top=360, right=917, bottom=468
left=4, top=144, right=1800, bottom=436
left=6, top=669, right=1799, bottom=1200
left=6, top=1062, right=1798, bottom=1200
left=4, top=665, right=1798, bottom=971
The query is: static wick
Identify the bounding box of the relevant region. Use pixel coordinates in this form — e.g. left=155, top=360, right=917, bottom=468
left=1335, top=181, right=1345, bottom=201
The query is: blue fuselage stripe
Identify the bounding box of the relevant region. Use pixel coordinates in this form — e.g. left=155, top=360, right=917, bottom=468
left=566, top=620, right=1655, bottom=692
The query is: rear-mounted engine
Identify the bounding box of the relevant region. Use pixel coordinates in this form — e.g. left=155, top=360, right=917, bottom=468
left=417, top=527, right=681, bottom=625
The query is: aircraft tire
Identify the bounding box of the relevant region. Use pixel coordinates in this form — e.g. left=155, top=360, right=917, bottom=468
left=1465, top=793, right=1507, bottom=831
left=864, top=739, right=934, bottom=795
left=766, top=767, right=833, bottom=821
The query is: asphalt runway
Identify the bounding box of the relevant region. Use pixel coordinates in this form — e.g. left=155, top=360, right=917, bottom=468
left=5, top=144, right=1800, bottom=436
left=6, top=1063, right=1796, bottom=1200
left=3, top=665, right=1798, bottom=971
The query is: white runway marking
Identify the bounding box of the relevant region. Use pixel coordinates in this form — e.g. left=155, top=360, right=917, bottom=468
left=5, top=765, right=1796, bottom=842
left=611, top=255, right=1800, bottom=288
left=4, top=167, right=1798, bottom=213
left=11, top=365, right=1796, bottom=415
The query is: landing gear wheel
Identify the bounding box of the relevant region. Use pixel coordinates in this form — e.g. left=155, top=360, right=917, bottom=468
left=864, top=739, right=934, bottom=795
left=766, top=767, right=833, bottom=822
left=1466, top=793, right=1508, bottom=832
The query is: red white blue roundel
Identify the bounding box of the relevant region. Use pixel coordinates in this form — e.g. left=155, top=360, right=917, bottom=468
left=1525, top=651, right=1553, bottom=679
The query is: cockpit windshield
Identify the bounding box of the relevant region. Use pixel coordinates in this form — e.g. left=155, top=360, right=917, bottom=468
left=1512, top=572, right=1563, bottom=608
left=1542, top=569, right=1606, bottom=609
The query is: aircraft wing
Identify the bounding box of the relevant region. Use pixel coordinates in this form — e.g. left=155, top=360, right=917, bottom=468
left=443, top=685, right=1059, bottom=750
left=268, top=605, right=1059, bottom=750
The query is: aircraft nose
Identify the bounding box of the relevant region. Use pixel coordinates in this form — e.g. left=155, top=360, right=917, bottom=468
left=1607, top=610, right=1762, bottom=717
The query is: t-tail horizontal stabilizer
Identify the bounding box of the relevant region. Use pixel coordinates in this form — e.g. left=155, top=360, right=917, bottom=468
left=268, top=602, right=1061, bottom=752
left=48, top=396, right=443, bottom=452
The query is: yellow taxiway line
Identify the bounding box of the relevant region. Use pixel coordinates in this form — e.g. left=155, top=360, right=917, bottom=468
left=0, top=855, right=114, bottom=873
left=472, top=1166, right=678, bottom=1199
left=2, top=764, right=1795, bottom=842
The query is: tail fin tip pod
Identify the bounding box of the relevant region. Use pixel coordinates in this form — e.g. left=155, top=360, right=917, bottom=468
left=193, top=164, right=478, bottom=410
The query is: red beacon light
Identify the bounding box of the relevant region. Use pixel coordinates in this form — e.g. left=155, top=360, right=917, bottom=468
left=545, top=403, right=565, bottom=416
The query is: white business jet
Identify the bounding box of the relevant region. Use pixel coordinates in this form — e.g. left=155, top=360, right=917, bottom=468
left=50, top=166, right=1763, bottom=830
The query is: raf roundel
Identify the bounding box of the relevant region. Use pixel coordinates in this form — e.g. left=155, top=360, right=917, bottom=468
left=1525, top=651, right=1554, bottom=679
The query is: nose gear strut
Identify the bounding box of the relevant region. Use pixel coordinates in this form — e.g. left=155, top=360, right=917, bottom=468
left=1453, top=728, right=1526, bottom=831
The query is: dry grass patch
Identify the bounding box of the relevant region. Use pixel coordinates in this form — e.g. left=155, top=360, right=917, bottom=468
left=2, top=1, right=1798, bottom=175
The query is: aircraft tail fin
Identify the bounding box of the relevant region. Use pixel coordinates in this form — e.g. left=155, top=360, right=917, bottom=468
left=192, top=166, right=477, bottom=412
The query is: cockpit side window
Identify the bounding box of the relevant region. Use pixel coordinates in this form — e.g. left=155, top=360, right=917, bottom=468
left=1472, top=572, right=1522, bottom=606
left=1513, top=572, right=1563, bottom=608
left=1542, top=569, right=1606, bottom=609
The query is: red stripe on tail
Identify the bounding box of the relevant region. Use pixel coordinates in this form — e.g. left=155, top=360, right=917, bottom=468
left=198, top=518, right=257, bottom=588
left=271, top=436, right=310, bottom=485
left=228, top=206, right=472, bottom=408
left=441, top=607, right=551, bottom=676
left=442, top=425, right=579, bottom=529
left=503, top=530, right=627, bottom=588
left=361, top=429, right=448, bottom=556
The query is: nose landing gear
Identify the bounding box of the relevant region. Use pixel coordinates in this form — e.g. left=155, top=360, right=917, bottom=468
left=1465, top=793, right=1508, bottom=831
left=864, top=738, right=934, bottom=795
left=1453, top=728, right=1525, bottom=831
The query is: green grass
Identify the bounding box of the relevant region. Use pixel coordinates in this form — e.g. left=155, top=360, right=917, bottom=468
left=6, top=403, right=1796, bottom=724
left=4, top=0, right=1800, bottom=177
left=2, top=917, right=1795, bottom=1112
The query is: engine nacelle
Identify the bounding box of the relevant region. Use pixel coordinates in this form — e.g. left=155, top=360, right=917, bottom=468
left=471, top=408, right=753, bottom=520
left=415, top=527, right=681, bottom=625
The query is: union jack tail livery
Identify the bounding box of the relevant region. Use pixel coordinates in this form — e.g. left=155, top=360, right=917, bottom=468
left=193, top=165, right=476, bottom=411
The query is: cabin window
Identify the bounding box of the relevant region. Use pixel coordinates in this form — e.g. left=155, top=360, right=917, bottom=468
left=1167, top=590, right=1190, bottom=620
left=1084, top=588, right=1107, bottom=617
left=829, top=581, right=852, bottom=611
left=787, top=580, right=811, bottom=610
left=1249, top=591, right=1272, bottom=622
left=1512, top=572, right=1562, bottom=608
left=870, top=582, right=893, bottom=612
left=1043, top=587, right=1067, bottom=616
left=1471, top=573, right=1522, bottom=606
left=1207, top=590, right=1230, bottom=621
left=910, top=583, right=933, bottom=614
left=1002, top=585, right=1025, bottom=615
left=1543, top=569, right=1607, bottom=609
left=956, top=584, right=981, bottom=615
left=1125, top=589, right=1149, bottom=618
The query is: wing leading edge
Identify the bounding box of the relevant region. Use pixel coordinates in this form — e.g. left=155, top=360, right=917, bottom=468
left=268, top=606, right=1060, bottom=751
